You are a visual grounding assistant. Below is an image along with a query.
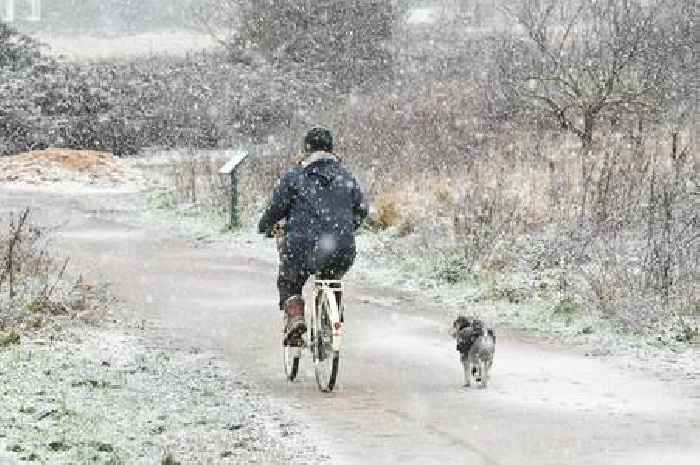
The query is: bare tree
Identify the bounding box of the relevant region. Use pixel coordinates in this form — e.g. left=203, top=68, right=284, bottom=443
left=496, top=0, right=689, bottom=151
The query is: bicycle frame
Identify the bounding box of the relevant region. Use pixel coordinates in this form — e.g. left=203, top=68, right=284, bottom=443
left=311, top=279, right=344, bottom=352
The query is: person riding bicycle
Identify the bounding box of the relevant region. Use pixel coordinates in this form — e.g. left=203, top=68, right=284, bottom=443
left=259, top=128, right=367, bottom=345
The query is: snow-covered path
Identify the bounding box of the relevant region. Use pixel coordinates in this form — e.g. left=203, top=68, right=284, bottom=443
left=2, top=184, right=698, bottom=465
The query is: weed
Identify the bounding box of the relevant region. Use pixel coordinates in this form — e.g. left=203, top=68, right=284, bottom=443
left=0, top=328, right=21, bottom=347
left=433, top=255, right=470, bottom=284
left=25, top=317, right=43, bottom=330
left=371, top=194, right=401, bottom=230
left=25, top=299, right=48, bottom=314
left=489, top=285, right=530, bottom=304
left=162, top=453, right=181, bottom=465
left=552, top=298, right=582, bottom=325
left=433, top=184, right=453, bottom=203
left=71, top=379, right=118, bottom=389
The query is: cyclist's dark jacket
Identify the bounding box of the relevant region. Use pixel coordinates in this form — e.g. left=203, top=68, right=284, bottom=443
left=258, top=152, right=367, bottom=273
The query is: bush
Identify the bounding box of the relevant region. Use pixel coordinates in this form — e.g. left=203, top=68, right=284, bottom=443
left=551, top=298, right=582, bottom=325
left=0, top=328, right=20, bottom=347
left=0, top=23, right=50, bottom=154
left=2, top=43, right=315, bottom=155
left=237, top=0, right=396, bottom=89
left=0, top=22, right=43, bottom=70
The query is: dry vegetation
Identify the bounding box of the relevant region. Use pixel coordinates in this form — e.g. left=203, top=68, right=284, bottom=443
left=0, top=208, right=104, bottom=346
left=215, top=0, right=695, bottom=341
left=2, top=1, right=696, bottom=342
left=129, top=1, right=697, bottom=342
left=0, top=148, right=129, bottom=185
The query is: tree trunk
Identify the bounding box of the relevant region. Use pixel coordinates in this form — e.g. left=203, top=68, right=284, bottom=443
left=582, top=112, right=595, bottom=153
left=578, top=111, right=596, bottom=220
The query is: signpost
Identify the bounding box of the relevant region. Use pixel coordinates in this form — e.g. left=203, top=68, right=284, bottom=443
left=219, top=150, right=249, bottom=229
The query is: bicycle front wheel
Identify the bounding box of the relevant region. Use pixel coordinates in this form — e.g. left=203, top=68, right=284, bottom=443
left=313, top=293, right=340, bottom=392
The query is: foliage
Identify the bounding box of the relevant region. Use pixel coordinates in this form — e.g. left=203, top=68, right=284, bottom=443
left=0, top=22, right=44, bottom=70
left=1, top=38, right=324, bottom=155
left=495, top=0, right=694, bottom=149
left=0, top=23, right=50, bottom=154
left=195, top=0, right=397, bottom=89
left=0, top=328, right=21, bottom=347
left=551, top=298, right=582, bottom=325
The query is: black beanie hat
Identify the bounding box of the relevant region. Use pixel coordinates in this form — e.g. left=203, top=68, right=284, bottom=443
left=304, top=127, right=333, bottom=153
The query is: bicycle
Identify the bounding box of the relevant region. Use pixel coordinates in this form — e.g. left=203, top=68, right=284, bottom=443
left=283, top=278, right=344, bottom=392
left=274, top=224, right=345, bottom=392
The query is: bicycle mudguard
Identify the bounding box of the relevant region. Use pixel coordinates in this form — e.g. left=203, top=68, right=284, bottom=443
left=323, top=287, right=344, bottom=352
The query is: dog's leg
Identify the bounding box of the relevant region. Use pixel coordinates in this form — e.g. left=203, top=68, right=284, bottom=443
left=468, top=357, right=475, bottom=387
left=462, top=359, right=470, bottom=387
left=479, top=361, right=488, bottom=388
left=474, top=360, right=482, bottom=386
left=485, top=359, right=493, bottom=387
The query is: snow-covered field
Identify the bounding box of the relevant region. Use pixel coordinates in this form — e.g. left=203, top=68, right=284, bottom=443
left=0, top=312, right=325, bottom=464
left=33, top=31, right=217, bottom=60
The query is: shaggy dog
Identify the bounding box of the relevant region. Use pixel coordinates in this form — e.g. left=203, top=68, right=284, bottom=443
left=451, top=316, right=496, bottom=388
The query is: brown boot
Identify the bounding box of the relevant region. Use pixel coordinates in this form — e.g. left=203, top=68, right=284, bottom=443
left=283, top=295, right=306, bottom=346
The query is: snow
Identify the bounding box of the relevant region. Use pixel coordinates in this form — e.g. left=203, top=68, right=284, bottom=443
left=0, top=317, right=328, bottom=464
left=407, top=7, right=439, bottom=25
left=34, top=31, right=217, bottom=60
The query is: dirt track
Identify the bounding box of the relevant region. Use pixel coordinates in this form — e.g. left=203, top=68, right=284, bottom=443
left=1, top=184, right=698, bottom=465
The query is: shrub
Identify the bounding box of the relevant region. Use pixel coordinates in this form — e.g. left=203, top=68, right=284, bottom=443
left=234, top=0, right=396, bottom=89
left=0, top=22, right=43, bottom=71
left=0, top=328, right=20, bottom=347
left=551, top=298, right=582, bottom=325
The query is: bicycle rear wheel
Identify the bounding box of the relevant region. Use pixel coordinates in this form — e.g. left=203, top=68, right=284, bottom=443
left=313, top=292, right=340, bottom=392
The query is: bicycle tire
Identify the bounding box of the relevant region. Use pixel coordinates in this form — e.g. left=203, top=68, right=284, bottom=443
left=313, top=292, right=340, bottom=392
left=318, top=351, right=339, bottom=392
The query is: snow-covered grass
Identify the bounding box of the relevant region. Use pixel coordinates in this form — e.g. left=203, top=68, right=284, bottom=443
left=0, top=312, right=327, bottom=464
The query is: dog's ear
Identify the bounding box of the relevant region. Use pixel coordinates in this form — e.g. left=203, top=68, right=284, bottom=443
left=450, top=318, right=462, bottom=338
left=454, top=316, right=471, bottom=331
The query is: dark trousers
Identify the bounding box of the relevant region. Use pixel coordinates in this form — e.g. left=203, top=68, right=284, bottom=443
left=277, top=238, right=355, bottom=310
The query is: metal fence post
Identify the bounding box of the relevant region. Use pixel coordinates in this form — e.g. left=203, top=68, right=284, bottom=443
left=219, top=150, right=248, bottom=230
left=230, top=168, right=240, bottom=228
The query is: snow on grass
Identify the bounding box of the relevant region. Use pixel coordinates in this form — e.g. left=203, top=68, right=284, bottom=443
left=0, top=315, right=327, bottom=465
